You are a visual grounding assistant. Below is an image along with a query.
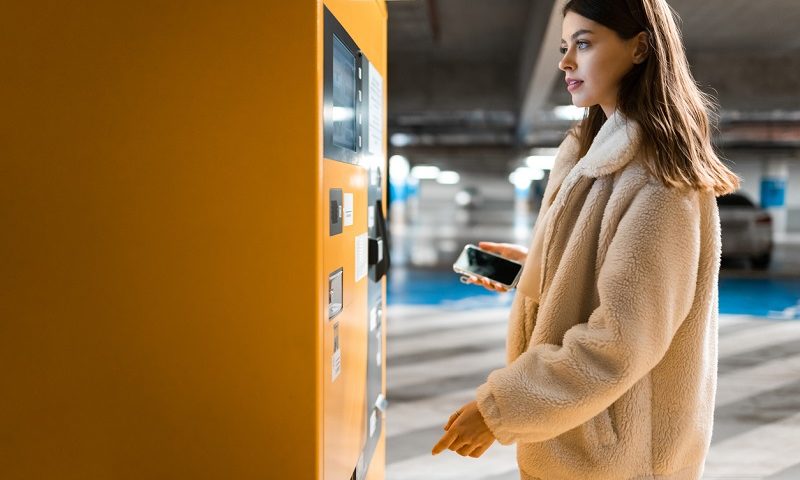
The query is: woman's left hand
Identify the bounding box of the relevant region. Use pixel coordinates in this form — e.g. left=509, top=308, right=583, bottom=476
left=431, top=400, right=496, bottom=458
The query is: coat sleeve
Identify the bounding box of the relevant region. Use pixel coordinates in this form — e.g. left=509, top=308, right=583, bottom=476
left=475, top=182, right=702, bottom=445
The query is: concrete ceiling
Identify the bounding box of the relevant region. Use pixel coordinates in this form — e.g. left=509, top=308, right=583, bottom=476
left=387, top=0, right=800, bottom=171
left=389, top=0, right=531, bottom=62
left=669, top=0, right=800, bottom=52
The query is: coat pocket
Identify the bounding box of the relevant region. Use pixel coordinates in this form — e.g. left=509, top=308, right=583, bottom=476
left=589, top=407, right=618, bottom=447
left=507, top=294, right=539, bottom=364
left=521, top=298, right=539, bottom=351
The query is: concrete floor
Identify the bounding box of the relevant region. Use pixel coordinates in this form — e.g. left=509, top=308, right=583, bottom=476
left=385, top=306, right=800, bottom=480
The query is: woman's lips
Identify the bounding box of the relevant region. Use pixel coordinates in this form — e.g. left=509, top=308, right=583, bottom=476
left=567, top=80, right=584, bottom=92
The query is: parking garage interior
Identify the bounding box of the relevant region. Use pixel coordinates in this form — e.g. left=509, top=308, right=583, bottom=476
left=3, top=1, right=800, bottom=479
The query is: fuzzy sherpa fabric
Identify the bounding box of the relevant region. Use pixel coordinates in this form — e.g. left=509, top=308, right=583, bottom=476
left=475, top=110, right=721, bottom=480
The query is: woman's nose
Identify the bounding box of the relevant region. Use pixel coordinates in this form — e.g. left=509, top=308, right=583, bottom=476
left=558, top=51, right=574, bottom=71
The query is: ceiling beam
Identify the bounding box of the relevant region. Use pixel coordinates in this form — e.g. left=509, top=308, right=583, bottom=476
left=516, top=0, right=564, bottom=144
left=426, top=0, right=441, bottom=43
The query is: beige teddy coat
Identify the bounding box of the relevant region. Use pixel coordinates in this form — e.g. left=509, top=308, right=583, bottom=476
left=475, top=110, right=721, bottom=480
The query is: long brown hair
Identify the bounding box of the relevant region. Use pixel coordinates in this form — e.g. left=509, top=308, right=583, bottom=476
left=563, top=0, right=740, bottom=195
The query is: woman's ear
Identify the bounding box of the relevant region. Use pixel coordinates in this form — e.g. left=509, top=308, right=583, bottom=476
left=632, top=31, right=650, bottom=64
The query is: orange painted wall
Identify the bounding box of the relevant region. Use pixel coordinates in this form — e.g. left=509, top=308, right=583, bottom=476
left=1, top=1, right=386, bottom=478
left=1, top=2, right=324, bottom=478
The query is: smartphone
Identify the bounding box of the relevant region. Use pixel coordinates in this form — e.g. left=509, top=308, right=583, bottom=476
left=452, top=244, right=523, bottom=289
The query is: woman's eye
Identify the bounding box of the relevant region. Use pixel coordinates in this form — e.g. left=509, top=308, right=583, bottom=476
left=560, top=41, right=588, bottom=55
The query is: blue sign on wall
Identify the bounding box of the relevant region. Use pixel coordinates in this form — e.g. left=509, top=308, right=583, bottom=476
left=389, top=180, right=406, bottom=203
left=760, top=178, right=786, bottom=208
left=406, top=179, right=419, bottom=199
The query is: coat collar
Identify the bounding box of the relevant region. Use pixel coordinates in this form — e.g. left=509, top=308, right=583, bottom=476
left=556, top=109, right=643, bottom=179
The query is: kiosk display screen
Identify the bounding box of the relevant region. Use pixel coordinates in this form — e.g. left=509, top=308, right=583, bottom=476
left=332, top=35, right=357, bottom=151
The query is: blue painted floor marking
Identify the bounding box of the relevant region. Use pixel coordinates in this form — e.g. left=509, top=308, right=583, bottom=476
left=388, top=269, right=800, bottom=318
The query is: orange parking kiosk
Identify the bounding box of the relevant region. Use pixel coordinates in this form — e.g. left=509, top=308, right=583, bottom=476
left=1, top=1, right=388, bottom=479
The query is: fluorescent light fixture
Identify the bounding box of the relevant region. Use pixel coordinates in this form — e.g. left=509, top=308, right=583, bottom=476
left=390, top=133, right=413, bottom=147
left=509, top=172, right=532, bottom=189
left=518, top=167, right=545, bottom=181
left=526, top=155, right=556, bottom=170
left=454, top=191, right=472, bottom=206
left=389, top=155, right=409, bottom=181
left=530, top=168, right=545, bottom=181
left=410, top=165, right=440, bottom=180
left=553, top=105, right=586, bottom=121
left=509, top=167, right=545, bottom=189
left=436, top=170, right=460, bottom=185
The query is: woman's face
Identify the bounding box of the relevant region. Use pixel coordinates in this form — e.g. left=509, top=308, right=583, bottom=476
left=559, top=12, right=646, bottom=117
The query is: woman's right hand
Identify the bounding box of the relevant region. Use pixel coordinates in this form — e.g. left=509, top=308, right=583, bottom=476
left=462, top=241, right=528, bottom=293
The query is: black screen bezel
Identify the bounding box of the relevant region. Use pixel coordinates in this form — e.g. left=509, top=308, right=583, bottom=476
left=455, top=245, right=523, bottom=286
left=323, top=6, right=363, bottom=165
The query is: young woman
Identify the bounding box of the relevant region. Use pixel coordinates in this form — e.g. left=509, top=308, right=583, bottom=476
left=431, top=0, right=740, bottom=478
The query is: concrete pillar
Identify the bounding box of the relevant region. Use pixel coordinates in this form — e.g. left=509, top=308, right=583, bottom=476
left=514, top=184, right=530, bottom=212
left=406, top=176, right=420, bottom=221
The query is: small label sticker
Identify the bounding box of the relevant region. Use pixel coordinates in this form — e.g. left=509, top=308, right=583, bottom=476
left=332, top=322, right=341, bottom=382
left=355, top=233, right=368, bottom=282
left=368, top=205, right=375, bottom=229
left=370, top=166, right=380, bottom=187
left=343, top=193, right=354, bottom=227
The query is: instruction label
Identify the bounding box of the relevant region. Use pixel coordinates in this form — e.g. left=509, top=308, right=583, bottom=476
left=355, top=233, right=368, bottom=282
left=368, top=63, right=383, bottom=155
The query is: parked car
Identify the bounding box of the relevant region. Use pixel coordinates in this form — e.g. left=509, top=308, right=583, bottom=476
left=716, top=192, right=773, bottom=269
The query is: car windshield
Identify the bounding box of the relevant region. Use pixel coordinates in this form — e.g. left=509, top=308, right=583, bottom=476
left=717, top=193, right=755, bottom=208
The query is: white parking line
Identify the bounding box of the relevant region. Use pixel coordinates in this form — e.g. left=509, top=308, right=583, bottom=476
left=388, top=348, right=504, bottom=390
left=389, top=323, right=506, bottom=358
left=387, top=306, right=509, bottom=336
left=719, top=319, right=800, bottom=357
left=386, top=439, right=518, bottom=480
left=703, top=411, right=800, bottom=478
